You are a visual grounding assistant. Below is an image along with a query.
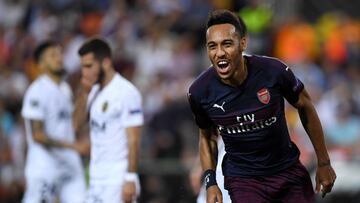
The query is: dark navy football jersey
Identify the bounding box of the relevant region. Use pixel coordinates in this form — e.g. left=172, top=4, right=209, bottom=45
left=188, top=55, right=304, bottom=177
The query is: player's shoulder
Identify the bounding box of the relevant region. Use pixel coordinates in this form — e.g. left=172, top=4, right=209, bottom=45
left=248, top=55, right=287, bottom=71
left=24, top=75, right=48, bottom=98
left=188, top=67, right=216, bottom=97
left=61, top=80, right=72, bottom=91
left=60, top=81, right=73, bottom=98
left=249, top=55, right=288, bottom=74
left=114, top=73, right=141, bottom=98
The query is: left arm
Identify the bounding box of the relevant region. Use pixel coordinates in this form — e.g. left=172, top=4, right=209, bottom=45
left=126, top=126, right=142, bottom=173
left=293, top=89, right=336, bottom=197
left=122, top=126, right=142, bottom=203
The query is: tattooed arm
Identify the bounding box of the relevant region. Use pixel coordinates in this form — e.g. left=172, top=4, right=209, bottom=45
left=31, top=120, right=74, bottom=149
left=293, top=89, right=336, bottom=197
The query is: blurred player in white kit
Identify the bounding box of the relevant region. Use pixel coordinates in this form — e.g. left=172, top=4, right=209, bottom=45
left=73, top=38, right=144, bottom=203
left=21, top=41, right=86, bottom=203
left=191, top=135, right=231, bottom=203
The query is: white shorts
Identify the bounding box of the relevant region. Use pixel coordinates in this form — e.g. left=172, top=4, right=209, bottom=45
left=22, top=171, right=86, bottom=203
left=86, top=180, right=140, bottom=203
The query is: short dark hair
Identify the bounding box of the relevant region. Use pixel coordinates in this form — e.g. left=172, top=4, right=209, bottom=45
left=34, top=40, right=58, bottom=63
left=207, top=9, right=247, bottom=37
left=78, top=37, right=112, bottom=61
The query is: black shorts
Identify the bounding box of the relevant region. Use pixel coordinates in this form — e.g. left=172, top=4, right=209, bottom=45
left=224, top=161, right=315, bottom=203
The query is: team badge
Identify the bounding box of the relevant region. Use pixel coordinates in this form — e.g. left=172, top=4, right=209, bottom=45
left=257, top=88, right=270, bottom=104
left=102, top=101, right=108, bottom=112
left=30, top=100, right=39, bottom=107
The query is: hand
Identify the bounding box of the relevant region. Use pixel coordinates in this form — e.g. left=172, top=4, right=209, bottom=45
left=81, top=76, right=96, bottom=93
left=315, top=164, right=336, bottom=198
left=207, top=185, right=223, bottom=203
left=81, top=68, right=98, bottom=93
left=122, top=181, right=137, bottom=203
left=71, top=140, right=90, bottom=156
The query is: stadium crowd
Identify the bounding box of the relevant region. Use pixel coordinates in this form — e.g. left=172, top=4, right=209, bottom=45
left=0, top=0, right=359, bottom=202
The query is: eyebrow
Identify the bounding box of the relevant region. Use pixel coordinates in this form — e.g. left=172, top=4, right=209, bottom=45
left=207, top=38, right=234, bottom=46
left=207, top=41, right=216, bottom=46
left=83, top=63, right=92, bottom=68
left=222, top=39, right=235, bottom=46
left=222, top=39, right=233, bottom=43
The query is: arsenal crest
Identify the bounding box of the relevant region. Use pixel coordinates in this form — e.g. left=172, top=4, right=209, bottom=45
left=257, top=88, right=270, bottom=104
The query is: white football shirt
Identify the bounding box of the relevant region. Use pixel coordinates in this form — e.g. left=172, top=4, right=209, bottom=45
left=21, top=74, right=83, bottom=178
left=87, top=73, right=144, bottom=184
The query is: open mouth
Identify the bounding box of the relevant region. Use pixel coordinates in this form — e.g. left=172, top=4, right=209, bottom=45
left=217, top=60, right=230, bottom=74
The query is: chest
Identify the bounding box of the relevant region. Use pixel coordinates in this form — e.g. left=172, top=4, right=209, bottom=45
left=45, top=89, right=73, bottom=121
left=203, top=77, right=283, bottom=127
left=89, top=92, right=123, bottom=133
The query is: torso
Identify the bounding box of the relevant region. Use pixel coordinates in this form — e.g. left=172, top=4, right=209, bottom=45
left=189, top=55, right=304, bottom=177
left=87, top=73, right=143, bottom=184
left=22, top=75, right=81, bottom=175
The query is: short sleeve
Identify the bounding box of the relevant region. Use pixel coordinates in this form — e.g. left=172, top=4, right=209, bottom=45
left=21, top=87, right=45, bottom=120
left=121, top=90, right=144, bottom=128
left=278, top=64, right=304, bottom=105
left=187, top=92, right=213, bottom=129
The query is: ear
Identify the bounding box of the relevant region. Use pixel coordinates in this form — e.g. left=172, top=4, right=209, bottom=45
left=102, top=57, right=111, bottom=69
left=240, top=37, right=247, bottom=51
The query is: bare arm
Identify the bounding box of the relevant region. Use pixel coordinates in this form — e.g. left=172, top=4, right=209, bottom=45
left=72, top=88, right=90, bottom=135
left=199, top=127, right=223, bottom=203
left=189, top=130, right=218, bottom=195
left=199, top=128, right=216, bottom=171
left=209, top=129, right=219, bottom=164
left=293, top=89, right=336, bottom=197
left=293, top=89, right=329, bottom=166
left=31, top=120, right=74, bottom=149
left=126, top=126, right=142, bottom=172
left=122, top=126, right=142, bottom=203
left=72, top=73, right=97, bottom=135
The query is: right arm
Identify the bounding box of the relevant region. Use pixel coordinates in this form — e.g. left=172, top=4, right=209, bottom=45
left=187, top=90, right=222, bottom=202
left=199, top=128, right=219, bottom=170
left=189, top=130, right=218, bottom=196
left=72, top=75, right=95, bottom=134
left=71, top=77, right=95, bottom=155
left=31, top=120, right=74, bottom=149
left=199, top=128, right=216, bottom=170
left=199, top=128, right=223, bottom=203
left=72, top=88, right=90, bottom=135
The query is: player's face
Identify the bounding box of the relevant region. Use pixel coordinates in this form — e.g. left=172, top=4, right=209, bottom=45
left=42, top=46, right=64, bottom=76
left=206, top=24, right=246, bottom=82
left=80, top=52, right=102, bottom=85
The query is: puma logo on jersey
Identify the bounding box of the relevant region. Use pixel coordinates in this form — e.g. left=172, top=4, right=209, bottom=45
left=213, top=101, right=226, bottom=112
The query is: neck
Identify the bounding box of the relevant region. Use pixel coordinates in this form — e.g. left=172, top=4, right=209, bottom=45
left=45, top=70, right=62, bottom=84
left=224, top=56, right=247, bottom=87
left=100, top=67, right=116, bottom=88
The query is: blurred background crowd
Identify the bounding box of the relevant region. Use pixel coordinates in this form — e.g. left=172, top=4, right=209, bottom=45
left=0, top=0, right=359, bottom=202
